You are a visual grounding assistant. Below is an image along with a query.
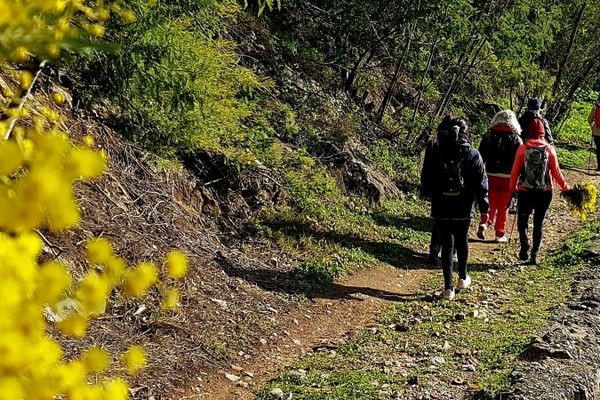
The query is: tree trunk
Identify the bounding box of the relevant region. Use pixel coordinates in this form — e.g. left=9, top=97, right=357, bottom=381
left=376, top=22, right=418, bottom=122
left=554, top=54, right=600, bottom=122
left=433, top=0, right=510, bottom=119
left=551, top=2, right=586, bottom=99
left=344, top=49, right=370, bottom=92
left=412, top=36, right=440, bottom=124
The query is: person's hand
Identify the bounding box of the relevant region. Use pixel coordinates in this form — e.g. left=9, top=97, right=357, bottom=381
left=480, top=213, right=489, bottom=224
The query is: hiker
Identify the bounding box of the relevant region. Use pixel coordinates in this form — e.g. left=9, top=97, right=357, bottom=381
left=518, top=98, right=554, bottom=145
left=509, top=118, right=570, bottom=265
left=588, top=101, right=600, bottom=171
left=420, top=116, right=489, bottom=300
left=421, top=131, right=457, bottom=265
left=477, top=110, right=522, bottom=242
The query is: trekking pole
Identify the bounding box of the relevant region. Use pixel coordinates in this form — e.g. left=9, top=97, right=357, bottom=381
left=501, top=214, right=517, bottom=258
left=508, top=214, right=516, bottom=243
left=588, top=131, right=594, bottom=173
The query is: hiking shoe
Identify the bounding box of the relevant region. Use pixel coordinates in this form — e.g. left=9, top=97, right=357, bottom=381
left=426, top=254, right=438, bottom=266
left=457, top=275, right=472, bottom=290
left=442, top=288, right=456, bottom=301
left=528, top=253, right=538, bottom=265
left=495, top=236, right=508, bottom=243
left=477, top=224, right=486, bottom=240
left=519, top=246, right=529, bottom=261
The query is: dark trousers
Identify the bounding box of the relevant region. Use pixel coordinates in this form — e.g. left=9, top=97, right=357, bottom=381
left=593, top=135, right=600, bottom=170
left=517, top=190, right=553, bottom=255
left=429, top=219, right=441, bottom=256
left=436, top=218, right=470, bottom=290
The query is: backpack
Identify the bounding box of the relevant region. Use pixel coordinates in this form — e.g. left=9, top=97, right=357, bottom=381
left=521, top=144, right=549, bottom=190
left=440, top=149, right=468, bottom=196
left=486, top=130, right=517, bottom=174
left=595, top=106, right=600, bottom=128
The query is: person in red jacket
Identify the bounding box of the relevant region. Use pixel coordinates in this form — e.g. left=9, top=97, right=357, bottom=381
left=509, top=118, right=570, bottom=265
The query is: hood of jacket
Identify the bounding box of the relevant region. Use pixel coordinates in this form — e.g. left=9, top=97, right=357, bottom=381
left=490, top=110, right=520, bottom=135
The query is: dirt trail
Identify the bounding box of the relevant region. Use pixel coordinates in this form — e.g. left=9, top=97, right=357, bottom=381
left=190, top=265, right=432, bottom=399
left=188, top=169, right=598, bottom=400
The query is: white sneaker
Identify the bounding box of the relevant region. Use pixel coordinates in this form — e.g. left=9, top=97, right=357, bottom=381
left=495, top=236, right=508, bottom=243
left=442, top=288, right=455, bottom=301
left=457, top=275, right=472, bottom=290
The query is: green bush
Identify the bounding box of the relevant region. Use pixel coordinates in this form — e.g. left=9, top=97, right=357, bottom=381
left=75, top=0, right=269, bottom=159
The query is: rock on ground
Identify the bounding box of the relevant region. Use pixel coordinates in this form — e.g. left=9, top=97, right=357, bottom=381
left=498, top=257, right=600, bottom=400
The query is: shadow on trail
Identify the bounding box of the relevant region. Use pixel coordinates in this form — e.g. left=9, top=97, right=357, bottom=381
left=332, top=284, right=436, bottom=303
left=562, top=166, right=600, bottom=176
left=369, top=212, right=433, bottom=233
left=216, top=254, right=435, bottom=302
left=262, top=219, right=433, bottom=269
left=220, top=218, right=499, bottom=300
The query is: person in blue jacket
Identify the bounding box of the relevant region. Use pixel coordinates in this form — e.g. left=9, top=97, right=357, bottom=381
left=420, top=116, right=489, bottom=300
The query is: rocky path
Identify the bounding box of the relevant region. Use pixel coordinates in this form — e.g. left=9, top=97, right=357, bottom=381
left=192, top=266, right=432, bottom=399
left=188, top=169, right=599, bottom=400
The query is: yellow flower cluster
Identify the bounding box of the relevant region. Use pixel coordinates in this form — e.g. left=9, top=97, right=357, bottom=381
left=0, top=130, right=106, bottom=232
left=0, top=0, right=136, bottom=61
left=564, top=182, right=598, bottom=222
left=0, top=2, right=188, bottom=396
left=0, top=128, right=189, bottom=397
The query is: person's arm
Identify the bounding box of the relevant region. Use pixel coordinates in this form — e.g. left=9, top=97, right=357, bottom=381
left=478, top=132, right=490, bottom=164
left=420, top=142, right=434, bottom=199
left=518, top=115, right=528, bottom=142
left=469, top=150, right=489, bottom=214
left=548, top=146, right=570, bottom=192
left=543, top=119, right=554, bottom=145
left=509, top=144, right=526, bottom=193
left=588, top=106, right=596, bottom=126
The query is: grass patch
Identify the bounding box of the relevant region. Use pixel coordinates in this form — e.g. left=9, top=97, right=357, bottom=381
left=556, top=146, right=590, bottom=169
left=555, top=99, right=596, bottom=170
left=255, top=221, right=600, bottom=399
left=257, top=196, right=431, bottom=292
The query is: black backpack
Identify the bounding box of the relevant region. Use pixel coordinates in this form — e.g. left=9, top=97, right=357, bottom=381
left=439, top=149, right=468, bottom=196
left=486, top=130, right=517, bottom=174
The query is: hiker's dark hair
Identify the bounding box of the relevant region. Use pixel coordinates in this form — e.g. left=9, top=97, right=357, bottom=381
left=436, top=115, right=470, bottom=147
left=437, top=115, right=453, bottom=133
left=451, top=118, right=468, bottom=136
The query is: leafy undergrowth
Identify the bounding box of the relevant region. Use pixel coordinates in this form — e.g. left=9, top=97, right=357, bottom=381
left=555, top=99, right=596, bottom=170
left=556, top=146, right=590, bottom=169
left=257, top=196, right=431, bottom=293
left=255, top=222, right=599, bottom=399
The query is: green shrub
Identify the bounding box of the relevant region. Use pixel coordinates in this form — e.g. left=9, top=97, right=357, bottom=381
left=75, top=0, right=269, bottom=159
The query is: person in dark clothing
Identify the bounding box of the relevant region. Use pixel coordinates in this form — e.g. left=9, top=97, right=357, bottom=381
left=518, top=98, right=554, bottom=145
left=587, top=102, right=600, bottom=170
left=421, top=135, right=456, bottom=265
left=509, top=119, right=570, bottom=265
left=421, top=116, right=489, bottom=300
left=477, top=110, right=522, bottom=241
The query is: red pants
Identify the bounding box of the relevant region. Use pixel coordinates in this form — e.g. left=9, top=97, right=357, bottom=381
left=480, top=175, right=512, bottom=237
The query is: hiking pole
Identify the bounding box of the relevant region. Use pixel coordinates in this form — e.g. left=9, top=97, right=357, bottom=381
left=501, top=213, right=517, bottom=258
left=587, top=133, right=593, bottom=173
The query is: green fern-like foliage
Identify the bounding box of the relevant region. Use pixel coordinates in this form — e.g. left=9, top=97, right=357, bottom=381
left=77, top=0, right=271, bottom=160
